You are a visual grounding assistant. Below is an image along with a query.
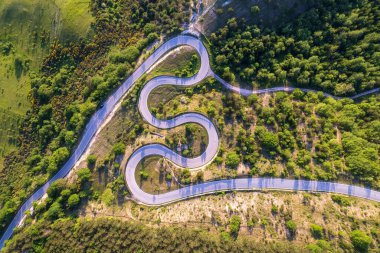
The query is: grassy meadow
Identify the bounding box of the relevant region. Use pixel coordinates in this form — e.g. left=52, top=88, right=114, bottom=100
left=0, top=0, right=93, bottom=165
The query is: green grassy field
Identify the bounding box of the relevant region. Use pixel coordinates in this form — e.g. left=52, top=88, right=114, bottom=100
left=0, top=0, right=93, bottom=164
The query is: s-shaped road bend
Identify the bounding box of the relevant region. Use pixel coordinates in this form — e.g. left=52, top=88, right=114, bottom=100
left=0, top=35, right=379, bottom=249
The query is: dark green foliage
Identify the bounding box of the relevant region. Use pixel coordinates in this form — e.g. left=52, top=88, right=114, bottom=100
left=285, top=220, right=297, bottom=237
left=210, top=0, right=379, bottom=95
left=47, top=179, right=66, bottom=199
left=331, top=195, right=351, bottom=206
left=229, top=215, right=241, bottom=237
left=112, top=142, right=126, bottom=156
left=180, top=168, right=191, bottom=184
left=76, top=168, right=91, bottom=184
left=310, top=224, right=324, bottom=239
left=45, top=202, right=63, bottom=221
left=67, top=194, right=80, bottom=209
left=255, top=126, right=279, bottom=154
left=87, top=154, right=97, bottom=167
left=225, top=151, right=240, bottom=169
left=350, top=230, right=372, bottom=252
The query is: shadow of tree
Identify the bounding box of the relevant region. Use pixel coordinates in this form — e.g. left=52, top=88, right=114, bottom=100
left=14, top=57, right=23, bottom=80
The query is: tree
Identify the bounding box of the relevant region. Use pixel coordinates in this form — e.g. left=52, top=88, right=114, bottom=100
left=101, top=188, right=115, bottom=206
left=196, top=171, right=204, bottom=182
left=215, top=55, right=227, bottom=66
left=180, top=168, right=191, bottom=184
left=229, top=215, right=241, bottom=237
left=60, top=189, right=71, bottom=201
left=77, top=168, right=92, bottom=184
left=350, top=230, right=372, bottom=252
left=112, top=142, right=126, bottom=155
left=52, top=147, right=70, bottom=166
left=46, top=202, right=63, bottom=220
left=255, top=126, right=279, bottom=153
left=64, top=130, right=76, bottom=146
left=47, top=179, right=66, bottom=199
left=143, top=23, right=157, bottom=35
left=67, top=194, right=80, bottom=209
left=225, top=152, right=240, bottom=169
left=87, top=155, right=97, bottom=167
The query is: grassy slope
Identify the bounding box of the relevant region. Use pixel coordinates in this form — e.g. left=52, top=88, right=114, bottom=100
left=0, top=0, right=93, bottom=163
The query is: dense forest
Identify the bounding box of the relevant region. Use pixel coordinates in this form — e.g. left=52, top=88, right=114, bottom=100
left=210, top=0, right=379, bottom=96
left=0, top=0, right=191, bottom=235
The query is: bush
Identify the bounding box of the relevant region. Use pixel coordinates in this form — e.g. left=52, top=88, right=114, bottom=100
left=285, top=220, right=297, bottom=237
left=77, top=168, right=92, bottom=184
left=307, top=240, right=331, bottom=253
left=67, top=194, right=80, bottom=209
left=45, top=202, right=63, bottom=220
left=87, top=155, right=97, bottom=167
left=350, top=230, right=372, bottom=252
left=140, top=171, right=149, bottom=180
left=47, top=179, right=66, bottom=199
left=310, top=224, right=324, bottom=239
left=166, top=173, right=172, bottom=181
left=255, top=126, right=279, bottom=152
left=229, top=215, right=241, bottom=237
left=225, top=152, right=240, bottom=169
left=214, top=156, right=223, bottom=165
left=112, top=142, right=126, bottom=155
left=271, top=205, right=278, bottom=214
left=110, top=46, right=140, bottom=64
left=101, top=188, right=115, bottom=206
left=180, top=168, right=191, bottom=184
left=331, top=195, right=350, bottom=206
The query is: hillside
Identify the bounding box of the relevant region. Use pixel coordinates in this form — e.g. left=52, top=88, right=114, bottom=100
left=0, top=0, right=379, bottom=252
left=209, top=0, right=379, bottom=95
left=0, top=0, right=93, bottom=164
left=0, top=0, right=191, bottom=239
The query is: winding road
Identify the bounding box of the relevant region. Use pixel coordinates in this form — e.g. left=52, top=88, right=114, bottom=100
left=0, top=34, right=379, bottom=249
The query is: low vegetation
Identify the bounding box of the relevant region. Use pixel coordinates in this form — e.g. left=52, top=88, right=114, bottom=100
left=3, top=218, right=307, bottom=253
left=149, top=78, right=380, bottom=188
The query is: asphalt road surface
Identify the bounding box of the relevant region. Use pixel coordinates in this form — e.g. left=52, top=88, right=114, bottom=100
left=0, top=34, right=379, bottom=249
